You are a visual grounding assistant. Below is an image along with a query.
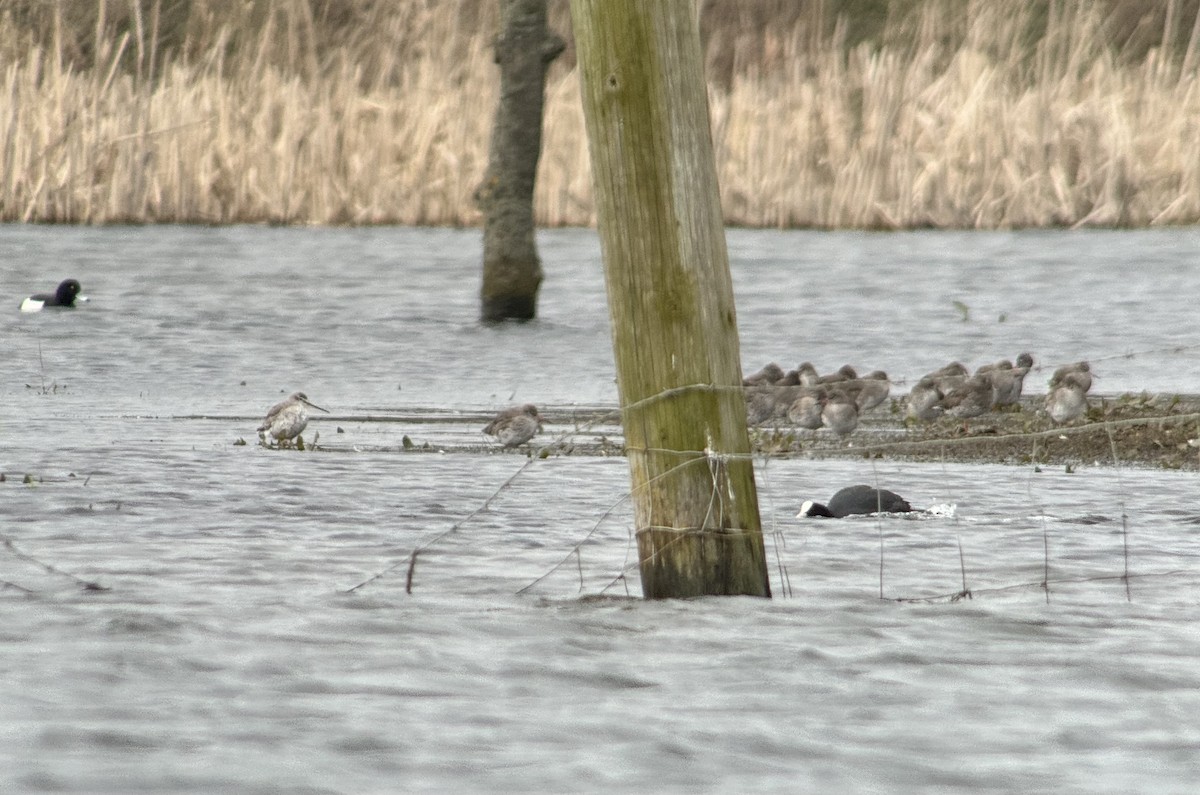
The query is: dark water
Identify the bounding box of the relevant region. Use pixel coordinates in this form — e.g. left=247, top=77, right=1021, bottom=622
left=3, top=225, right=1200, bottom=793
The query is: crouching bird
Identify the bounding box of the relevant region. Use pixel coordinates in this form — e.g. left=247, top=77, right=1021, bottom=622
left=483, top=404, right=543, bottom=449
left=796, top=485, right=913, bottom=518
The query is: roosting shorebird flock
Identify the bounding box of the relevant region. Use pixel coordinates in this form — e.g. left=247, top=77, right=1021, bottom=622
left=255, top=355, right=1091, bottom=452
left=742, top=354, right=1095, bottom=437
left=255, top=357, right=1093, bottom=452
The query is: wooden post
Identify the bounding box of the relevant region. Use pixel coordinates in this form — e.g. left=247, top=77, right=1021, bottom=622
left=570, top=1, right=770, bottom=598
left=476, top=0, right=565, bottom=322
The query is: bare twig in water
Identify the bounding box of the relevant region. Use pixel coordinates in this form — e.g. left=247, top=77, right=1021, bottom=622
left=404, top=551, right=418, bottom=595
left=1026, top=470, right=1052, bottom=605
left=955, top=535, right=972, bottom=601
left=37, top=332, right=46, bottom=394
left=1041, top=516, right=1051, bottom=604
left=1105, top=422, right=1134, bottom=602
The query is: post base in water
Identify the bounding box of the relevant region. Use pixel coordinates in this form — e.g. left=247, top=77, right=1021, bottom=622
left=636, top=526, right=772, bottom=599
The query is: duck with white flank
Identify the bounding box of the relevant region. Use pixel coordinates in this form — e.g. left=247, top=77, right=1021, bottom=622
left=483, top=404, right=543, bottom=448
left=797, top=485, right=913, bottom=518
left=20, top=279, right=88, bottom=312
left=258, top=392, right=329, bottom=448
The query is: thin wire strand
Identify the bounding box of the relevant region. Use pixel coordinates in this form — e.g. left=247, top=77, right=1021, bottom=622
left=344, top=458, right=537, bottom=594
left=1, top=536, right=109, bottom=592
left=887, top=569, right=1194, bottom=604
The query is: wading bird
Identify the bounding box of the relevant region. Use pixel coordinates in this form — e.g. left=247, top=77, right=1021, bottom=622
left=258, top=392, right=329, bottom=448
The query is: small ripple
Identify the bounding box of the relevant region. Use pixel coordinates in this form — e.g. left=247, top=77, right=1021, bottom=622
left=1065, top=514, right=1114, bottom=525
left=104, top=612, right=185, bottom=636
left=39, top=726, right=161, bottom=750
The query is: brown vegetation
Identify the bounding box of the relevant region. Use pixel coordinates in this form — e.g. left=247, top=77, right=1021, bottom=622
left=1, top=0, right=1198, bottom=227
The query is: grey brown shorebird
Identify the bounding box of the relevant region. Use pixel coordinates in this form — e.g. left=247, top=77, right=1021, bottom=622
left=743, top=362, right=785, bottom=386
left=937, top=374, right=995, bottom=419
left=745, top=383, right=805, bottom=426
left=817, top=364, right=859, bottom=385
left=786, top=386, right=827, bottom=430
left=843, top=370, right=890, bottom=413
left=979, top=352, right=1034, bottom=407
left=1049, top=361, right=1093, bottom=393
left=927, top=361, right=968, bottom=380
left=1046, top=371, right=1090, bottom=424
left=744, top=385, right=777, bottom=426
left=483, top=403, right=543, bottom=448
left=820, top=388, right=860, bottom=437
left=20, top=279, right=88, bottom=312
left=258, top=392, right=329, bottom=447
left=795, top=362, right=820, bottom=387
left=923, top=361, right=969, bottom=393
left=775, top=368, right=803, bottom=386
left=906, top=376, right=945, bottom=421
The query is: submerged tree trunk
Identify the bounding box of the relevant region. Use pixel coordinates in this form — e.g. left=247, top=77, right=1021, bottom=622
left=571, top=1, right=771, bottom=598
left=476, top=0, right=564, bottom=323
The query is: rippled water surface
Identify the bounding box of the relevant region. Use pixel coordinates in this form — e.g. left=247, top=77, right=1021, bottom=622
left=3, top=225, right=1200, bottom=793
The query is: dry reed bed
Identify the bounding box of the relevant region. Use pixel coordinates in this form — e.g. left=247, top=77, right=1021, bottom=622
left=1, top=1, right=1198, bottom=227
